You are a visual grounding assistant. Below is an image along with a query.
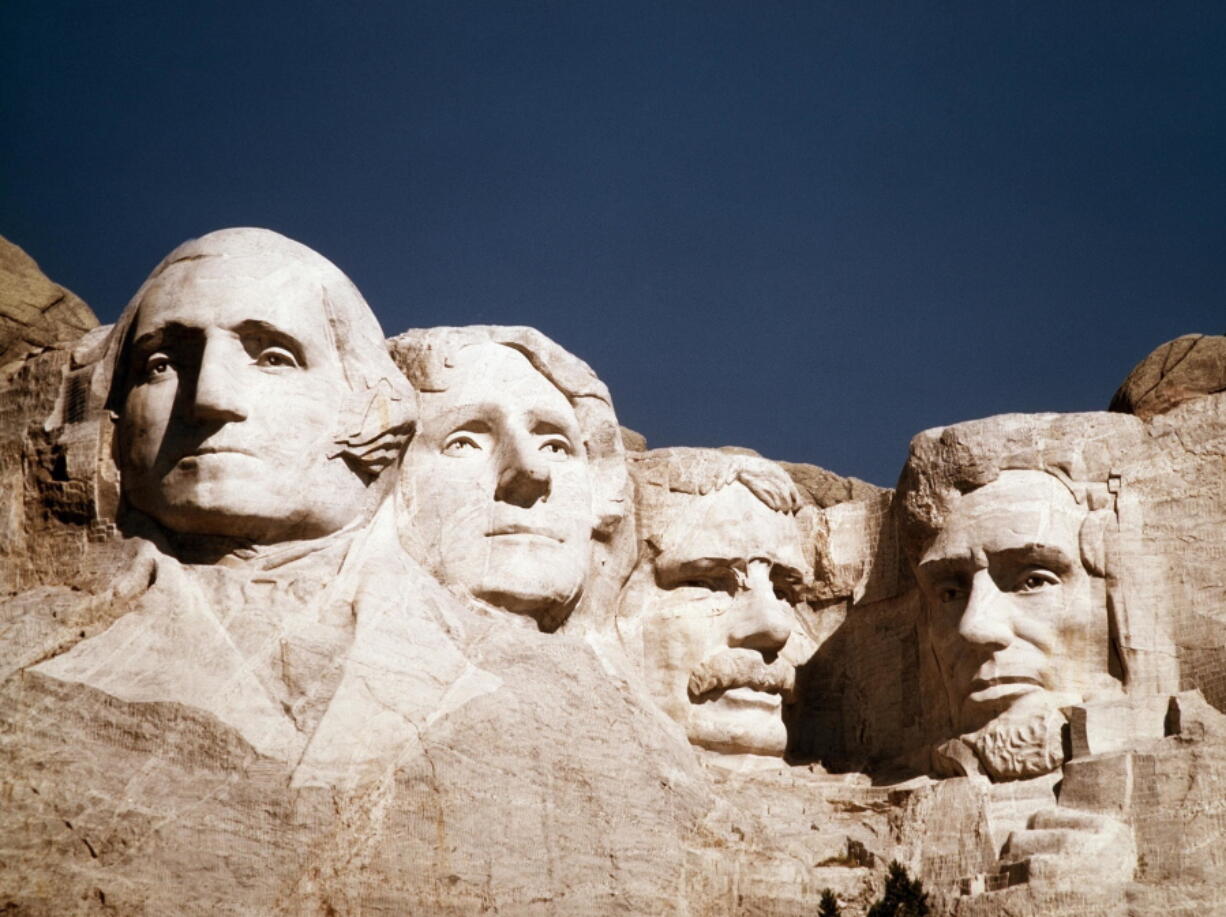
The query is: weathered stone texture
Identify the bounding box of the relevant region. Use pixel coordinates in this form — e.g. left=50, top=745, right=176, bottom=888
left=3, top=232, right=1226, bottom=916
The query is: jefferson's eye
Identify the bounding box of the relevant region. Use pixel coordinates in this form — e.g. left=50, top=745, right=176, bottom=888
left=443, top=436, right=481, bottom=456
left=256, top=347, right=299, bottom=369
left=1015, top=571, right=1059, bottom=593
left=540, top=438, right=572, bottom=457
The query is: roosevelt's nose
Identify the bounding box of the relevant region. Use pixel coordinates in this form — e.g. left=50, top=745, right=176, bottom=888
left=189, top=338, right=249, bottom=424
left=493, top=432, right=551, bottom=508
left=727, top=561, right=793, bottom=654
left=958, top=569, right=1015, bottom=649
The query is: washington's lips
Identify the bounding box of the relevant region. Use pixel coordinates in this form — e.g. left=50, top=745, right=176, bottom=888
left=485, top=524, right=564, bottom=542
left=177, top=444, right=257, bottom=462
left=688, top=652, right=796, bottom=702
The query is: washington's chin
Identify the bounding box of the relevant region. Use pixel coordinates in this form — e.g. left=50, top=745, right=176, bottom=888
left=686, top=688, right=788, bottom=757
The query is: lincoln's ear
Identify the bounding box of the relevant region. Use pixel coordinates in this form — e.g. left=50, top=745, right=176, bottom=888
left=331, top=378, right=416, bottom=481
left=1079, top=508, right=1110, bottom=577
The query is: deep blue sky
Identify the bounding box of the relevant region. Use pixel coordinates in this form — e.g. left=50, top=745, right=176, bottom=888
left=5, top=2, right=1223, bottom=485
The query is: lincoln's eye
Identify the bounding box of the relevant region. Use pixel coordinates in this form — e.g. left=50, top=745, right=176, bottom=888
left=1016, top=571, right=1059, bottom=593
left=256, top=347, right=299, bottom=368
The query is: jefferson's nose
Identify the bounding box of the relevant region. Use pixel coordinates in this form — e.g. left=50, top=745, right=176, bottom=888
left=958, top=569, right=1015, bottom=649
left=189, top=339, right=249, bottom=423
left=494, top=433, right=551, bottom=508
left=727, top=562, right=793, bottom=654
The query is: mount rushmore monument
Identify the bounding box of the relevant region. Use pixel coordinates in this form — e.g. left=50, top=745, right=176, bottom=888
left=2, top=228, right=1225, bottom=915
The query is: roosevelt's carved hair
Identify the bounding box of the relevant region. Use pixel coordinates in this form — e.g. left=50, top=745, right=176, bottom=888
left=388, top=325, right=628, bottom=537
left=628, top=447, right=806, bottom=545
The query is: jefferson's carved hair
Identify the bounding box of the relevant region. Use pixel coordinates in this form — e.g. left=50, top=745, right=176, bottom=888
left=97, top=227, right=416, bottom=481
left=388, top=325, right=628, bottom=537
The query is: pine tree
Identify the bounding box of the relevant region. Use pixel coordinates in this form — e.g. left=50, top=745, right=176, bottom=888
left=866, top=860, right=931, bottom=917
left=818, top=888, right=841, bottom=917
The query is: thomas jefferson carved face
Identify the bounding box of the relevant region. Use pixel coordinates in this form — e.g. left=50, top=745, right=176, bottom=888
left=117, top=260, right=369, bottom=542
left=621, top=481, right=810, bottom=757
left=915, top=470, right=1107, bottom=735
left=396, top=342, right=596, bottom=626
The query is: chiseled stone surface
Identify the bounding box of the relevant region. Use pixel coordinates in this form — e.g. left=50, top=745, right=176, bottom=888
left=3, top=229, right=1226, bottom=916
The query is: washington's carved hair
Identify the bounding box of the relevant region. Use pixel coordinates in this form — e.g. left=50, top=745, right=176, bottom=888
left=96, top=227, right=416, bottom=481
left=388, top=324, right=629, bottom=537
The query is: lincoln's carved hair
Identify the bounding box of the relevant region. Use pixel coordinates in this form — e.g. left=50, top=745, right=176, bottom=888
left=95, top=227, right=416, bottom=481
left=629, top=447, right=806, bottom=545
left=388, top=325, right=628, bottom=537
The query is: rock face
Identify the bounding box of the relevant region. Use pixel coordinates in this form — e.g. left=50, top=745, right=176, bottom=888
left=2, top=229, right=1226, bottom=916
left=1110, top=332, right=1226, bottom=420
left=0, top=236, right=97, bottom=371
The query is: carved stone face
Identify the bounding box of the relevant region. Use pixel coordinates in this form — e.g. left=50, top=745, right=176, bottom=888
left=397, top=342, right=595, bottom=625
left=915, top=470, right=1105, bottom=734
left=624, top=482, right=809, bottom=757
left=117, top=260, right=368, bottom=542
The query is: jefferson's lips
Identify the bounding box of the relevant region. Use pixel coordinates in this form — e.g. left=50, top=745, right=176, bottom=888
left=485, top=524, right=563, bottom=542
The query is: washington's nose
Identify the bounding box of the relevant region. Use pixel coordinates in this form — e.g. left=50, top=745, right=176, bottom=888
left=494, top=434, right=551, bottom=508
left=189, top=341, right=248, bottom=423
left=727, top=562, right=793, bottom=654
left=958, top=570, right=1014, bottom=649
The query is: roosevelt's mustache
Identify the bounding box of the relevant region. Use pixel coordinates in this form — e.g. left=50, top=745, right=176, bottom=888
left=687, top=650, right=796, bottom=701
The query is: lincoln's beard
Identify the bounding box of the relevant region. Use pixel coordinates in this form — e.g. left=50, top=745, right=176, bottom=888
left=966, top=700, right=1067, bottom=780
left=931, top=689, right=1076, bottom=781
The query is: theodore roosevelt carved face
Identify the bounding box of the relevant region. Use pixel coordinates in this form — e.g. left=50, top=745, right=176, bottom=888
left=395, top=340, right=598, bottom=627
left=111, top=228, right=411, bottom=545
left=618, top=450, right=813, bottom=758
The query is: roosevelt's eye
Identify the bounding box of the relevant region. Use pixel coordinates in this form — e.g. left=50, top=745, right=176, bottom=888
left=1015, top=570, right=1059, bottom=593
left=937, top=585, right=965, bottom=604
left=256, top=347, right=300, bottom=369
left=443, top=435, right=482, bottom=456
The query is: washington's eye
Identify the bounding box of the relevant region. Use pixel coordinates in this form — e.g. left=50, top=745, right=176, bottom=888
left=1015, top=570, right=1059, bottom=593
left=443, top=436, right=481, bottom=456
left=256, top=347, right=299, bottom=369
left=144, top=354, right=173, bottom=378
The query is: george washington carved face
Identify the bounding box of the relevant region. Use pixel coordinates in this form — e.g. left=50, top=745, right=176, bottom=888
left=112, top=229, right=409, bottom=544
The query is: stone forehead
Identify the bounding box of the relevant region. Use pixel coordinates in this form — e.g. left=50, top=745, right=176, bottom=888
left=99, top=227, right=412, bottom=410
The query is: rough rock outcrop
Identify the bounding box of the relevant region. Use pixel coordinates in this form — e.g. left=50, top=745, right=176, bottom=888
left=1110, top=332, right=1226, bottom=420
